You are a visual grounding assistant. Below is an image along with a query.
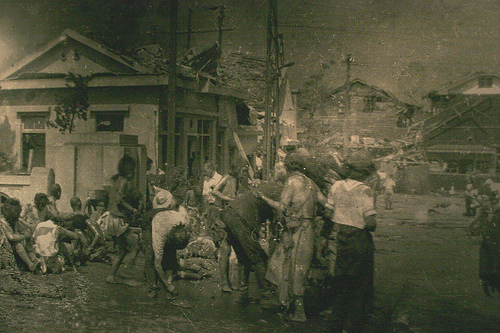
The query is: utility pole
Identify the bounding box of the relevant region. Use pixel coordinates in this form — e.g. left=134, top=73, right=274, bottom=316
left=217, top=5, right=225, bottom=48
left=186, top=6, right=193, bottom=50
left=274, top=34, right=284, bottom=168
left=342, top=54, right=352, bottom=157
left=264, top=0, right=280, bottom=180
left=166, top=0, right=178, bottom=166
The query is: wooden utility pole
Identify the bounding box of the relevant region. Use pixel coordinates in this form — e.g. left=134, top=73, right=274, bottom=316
left=264, top=0, right=280, bottom=180
left=217, top=5, right=225, bottom=48
left=166, top=0, right=178, bottom=165
left=186, top=6, right=193, bottom=50
left=342, top=54, right=352, bottom=157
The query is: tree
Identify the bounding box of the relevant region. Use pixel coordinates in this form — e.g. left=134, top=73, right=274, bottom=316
left=48, top=73, right=90, bottom=134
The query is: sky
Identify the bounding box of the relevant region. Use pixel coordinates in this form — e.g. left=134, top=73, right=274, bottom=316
left=0, top=0, right=499, bottom=104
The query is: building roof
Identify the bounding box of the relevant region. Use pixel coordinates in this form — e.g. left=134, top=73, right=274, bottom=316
left=0, top=29, right=151, bottom=80
left=422, top=95, right=491, bottom=139
left=425, top=144, right=496, bottom=154
left=435, top=71, right=500, bottom=95
left=0, top=29, right=248, bottom=99
left=329, top=78, right=397, bottom=100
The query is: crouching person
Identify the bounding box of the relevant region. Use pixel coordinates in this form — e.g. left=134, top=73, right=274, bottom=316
left=147, top=189, right=190, bottom=298
left=32, top=216, right=83, bottom=274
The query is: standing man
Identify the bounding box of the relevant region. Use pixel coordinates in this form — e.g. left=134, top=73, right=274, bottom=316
left=258, top=153, right=326, bottom=322
left=201, top=161, right=223, bottom=241
left=383, top=175, right=396, bottom=210
left=324, top=154, right=377, bottom=333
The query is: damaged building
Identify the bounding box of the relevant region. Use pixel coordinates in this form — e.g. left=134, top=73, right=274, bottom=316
left=0, top=29, right=258, bottom=210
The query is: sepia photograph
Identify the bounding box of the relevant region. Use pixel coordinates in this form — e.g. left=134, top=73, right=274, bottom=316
left=0, top=1, right=499, bottom=332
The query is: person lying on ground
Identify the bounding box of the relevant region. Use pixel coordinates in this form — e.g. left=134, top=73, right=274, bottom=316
left=0, top=198, right=40, bottom=272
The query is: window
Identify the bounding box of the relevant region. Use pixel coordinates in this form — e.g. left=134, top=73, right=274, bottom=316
left=363, top=96, right=376, bottom=113
left=478, top=76, right=493, bottom=88
left=95, top=114, right=124, bottom=132
left=21, top=115, right=46, bottom=170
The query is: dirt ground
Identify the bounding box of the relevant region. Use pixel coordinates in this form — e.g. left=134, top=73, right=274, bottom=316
left=1, top=193, right=500, bottom=333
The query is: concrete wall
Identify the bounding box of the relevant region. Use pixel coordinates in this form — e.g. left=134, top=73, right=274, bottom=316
left=0, top=167, right=54, bottom=205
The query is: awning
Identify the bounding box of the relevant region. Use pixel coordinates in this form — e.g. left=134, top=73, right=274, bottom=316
left=426, top=144, right=496, bottom=154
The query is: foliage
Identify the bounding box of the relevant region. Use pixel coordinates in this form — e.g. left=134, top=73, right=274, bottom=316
left=298, top=60, right=336, bottom=119
left=47, top=73, right=90, bottom=134
left=0, top=151, right=14, bottom=172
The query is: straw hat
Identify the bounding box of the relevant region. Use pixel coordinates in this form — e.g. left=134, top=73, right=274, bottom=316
left=153, top=189, right=174, bottom=209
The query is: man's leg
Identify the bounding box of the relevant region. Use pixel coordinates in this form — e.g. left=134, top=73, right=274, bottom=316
left=290, top=223, right=315, bottom=322
left=13, top=243, right=38, bottom=272
left=107, top=233, right=129, bottom=283
left=143, top=230, right=159, bottom=297
left=237, top=263, right=250, bottom=291
left=218, top=238, right=232, bottom=292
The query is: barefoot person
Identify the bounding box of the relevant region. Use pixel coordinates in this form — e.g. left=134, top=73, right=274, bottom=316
left=105, top=155, right=141, bottom=284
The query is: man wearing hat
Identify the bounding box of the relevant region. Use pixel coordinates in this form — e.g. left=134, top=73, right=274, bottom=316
left=144, top=189, right=190, bottom=298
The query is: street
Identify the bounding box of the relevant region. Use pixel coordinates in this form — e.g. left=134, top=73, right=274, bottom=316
left=1, top=193, right=499, bottom=333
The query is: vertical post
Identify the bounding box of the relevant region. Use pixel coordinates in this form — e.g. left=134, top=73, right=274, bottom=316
left=342, top=54, right=352, bottom=157
left=167, top=0, right=178, bottom=165
left=186, top=6, right=193, bottom=50
left=264, top=0, right=272, bottom=180
left=217, top=5, right=226, bottom=48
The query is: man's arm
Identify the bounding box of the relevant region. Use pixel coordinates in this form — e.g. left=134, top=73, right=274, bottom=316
left=212, top=175, right=234, bottom=202
left=258, top=178, right=294, bottom=213
left=364, top=214, right=377, bottom=232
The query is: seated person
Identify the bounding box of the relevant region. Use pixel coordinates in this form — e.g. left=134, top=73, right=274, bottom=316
left=0, top=198, right=40, bottom=272
left=32, top=214, right=83, bottom=274
left=69, top=196, right=106, bottom=262
left=0, top=218, right=17, bottom=271
left=19, top=193, right=50, bottom=232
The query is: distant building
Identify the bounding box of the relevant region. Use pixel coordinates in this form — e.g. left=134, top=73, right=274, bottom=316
left=417, top=72, right=500, bottom=189
left=298, top=78, right=422, bottom=154
left=426, top=71, right=500, bottom=115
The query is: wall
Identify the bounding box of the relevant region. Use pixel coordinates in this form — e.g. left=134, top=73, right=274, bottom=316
left=0, top=167, right=54, bottom=205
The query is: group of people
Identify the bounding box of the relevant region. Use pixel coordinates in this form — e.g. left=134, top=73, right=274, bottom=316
left=197, top=150, right=380, bottom=331
left=0, top=150, right=382, bottom=332
left=0, top=183, right=97, bottom=275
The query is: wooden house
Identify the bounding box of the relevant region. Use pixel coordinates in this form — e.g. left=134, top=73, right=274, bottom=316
left=298, top=78, right=422, bottom=153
